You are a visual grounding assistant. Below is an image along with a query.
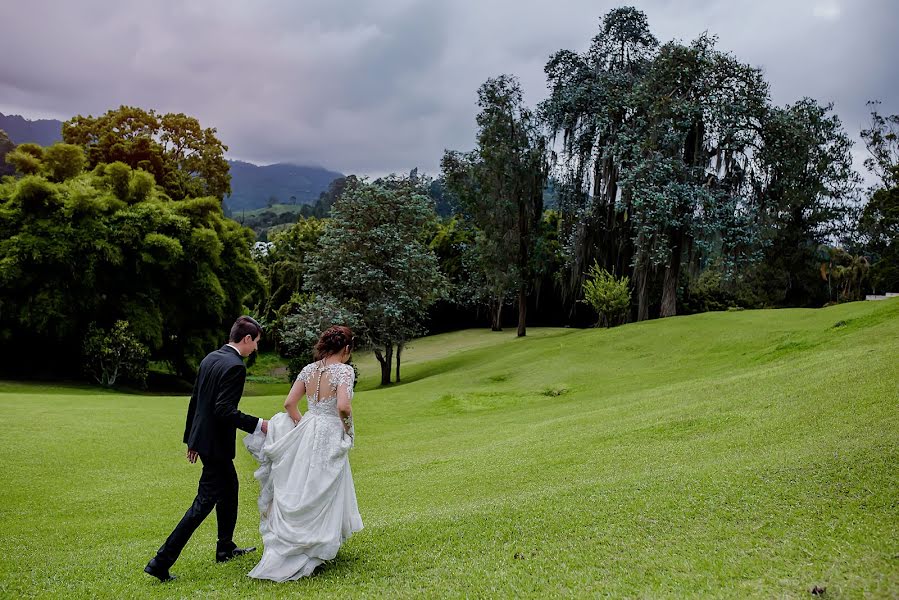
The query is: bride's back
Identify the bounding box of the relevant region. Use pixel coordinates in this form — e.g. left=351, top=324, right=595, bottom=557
left=299, top=362, right=354, bottom=407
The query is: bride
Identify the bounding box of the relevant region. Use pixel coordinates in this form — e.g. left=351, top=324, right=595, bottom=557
left=244, top=325, right=363, bottom=581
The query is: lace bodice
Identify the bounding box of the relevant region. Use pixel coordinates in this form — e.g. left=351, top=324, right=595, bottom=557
left=297, top=362, right=355, bottom=417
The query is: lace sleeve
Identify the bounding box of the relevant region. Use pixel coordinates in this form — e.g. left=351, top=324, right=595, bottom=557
left=297, top=363, right=312, bottom=383
left=334, top=364, right=355, bottom=399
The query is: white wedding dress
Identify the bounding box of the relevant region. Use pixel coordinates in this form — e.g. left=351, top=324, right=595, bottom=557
left=244, top=362, right=363, bottom=581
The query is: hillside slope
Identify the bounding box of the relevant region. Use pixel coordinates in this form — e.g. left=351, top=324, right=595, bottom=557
left=0, top=300, right=896, bottom=597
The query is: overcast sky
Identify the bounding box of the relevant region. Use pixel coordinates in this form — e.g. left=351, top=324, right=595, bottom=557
left=1, top=0, right=896, bottom=180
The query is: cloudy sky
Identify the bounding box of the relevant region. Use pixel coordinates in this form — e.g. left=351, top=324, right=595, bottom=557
left=1, top=0, right=896, bottom=179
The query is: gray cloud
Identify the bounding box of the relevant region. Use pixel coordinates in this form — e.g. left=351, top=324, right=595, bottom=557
left=0, top=0, right=895, bottom=180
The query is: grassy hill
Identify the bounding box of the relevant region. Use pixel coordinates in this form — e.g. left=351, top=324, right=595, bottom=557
left=0, top=300, right=897, bottom=598
left=230, top=203, right=306, bottom=239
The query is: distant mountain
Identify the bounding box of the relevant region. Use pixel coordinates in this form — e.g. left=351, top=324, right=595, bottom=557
left=226, top=160, right=344, bottom=212
left=0, top=113, right=63, bottom=146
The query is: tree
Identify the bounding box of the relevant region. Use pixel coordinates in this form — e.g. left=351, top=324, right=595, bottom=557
left=857, top=104, right=899, bottom=294
left=42, top=143, right=86, bottom=182
left=618, top=35, right=769, bottom=318
left=428, top=216, right=474, bottom=295
left=62, top=106, right=231, bottom=201
left=442, top=147, right=517, bottom=331
left=442, top=75, right=548, bottom=335
left=861, top=101, right=899, bottom=190
left=859, top=180, right=899, bottom=293
left=300, top=175, right=354, bottom=219
left=279, top=295, right=361, bottom=380
left=305, top=177, right=445, bottom=385
left=82, top=320, right=150, bottom=387
left=5, top=142, right=44, bottom=175
left=542, top=9, right=802, bottom=320
left=0, top=159, right=262, bottom=380
left=0, top=129, right=15, bottom=177
left=5, top=142, right=88, bottom=183
left=749, top=99, right=860, bottom=306
left=581, top=261, right=630, bottom=327
left=252, top=217, right=326, bottom=343
left=540, top=7, right=658, bottom=315
left=427, top=177, right=460, bottom=217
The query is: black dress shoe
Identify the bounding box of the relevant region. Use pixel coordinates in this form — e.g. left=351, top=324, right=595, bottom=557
left=144, top=558, right=176, bottom=582
left=216, top=546, right=257, bottom=563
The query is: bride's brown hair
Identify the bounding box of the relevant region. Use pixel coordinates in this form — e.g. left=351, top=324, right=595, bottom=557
left=314, top=325, right=354, bottom=360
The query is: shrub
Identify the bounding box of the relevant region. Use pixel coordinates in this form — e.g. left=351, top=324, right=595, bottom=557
left=682, top=267, right=739, bottom=313
left=581, top=261, right=630, bottom=327
left=82, top=321, right=150, bottom=388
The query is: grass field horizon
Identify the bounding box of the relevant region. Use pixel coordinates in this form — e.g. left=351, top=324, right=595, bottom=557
left=1, top=300, right=897, bottom=598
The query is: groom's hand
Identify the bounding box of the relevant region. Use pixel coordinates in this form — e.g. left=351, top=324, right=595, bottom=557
left=186, top=449, right=198, bottom=463
left=261, top=420, right=269, bottom=435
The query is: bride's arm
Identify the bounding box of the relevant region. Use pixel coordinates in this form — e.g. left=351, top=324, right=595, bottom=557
left=337, top=386, right=352, bottom=435
left=336, top=366, right=354, bottom=435
left=284, top=378, right=305, bottom=425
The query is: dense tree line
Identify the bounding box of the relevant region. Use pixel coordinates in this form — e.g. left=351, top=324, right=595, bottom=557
left=439, top=7, right=892, bottom=330
left=0, top=114, right=260, bottom=383
left=2, top=7, right=896, bottom=389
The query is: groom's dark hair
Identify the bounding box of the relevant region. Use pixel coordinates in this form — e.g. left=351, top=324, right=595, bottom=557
left=229, top=316, right=262, bottom=342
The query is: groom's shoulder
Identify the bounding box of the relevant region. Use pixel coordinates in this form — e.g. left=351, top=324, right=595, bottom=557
left=201, top=346, right=240, bottom=367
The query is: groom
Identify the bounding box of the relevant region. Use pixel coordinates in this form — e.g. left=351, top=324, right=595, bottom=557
left=145, top=316, right=269, bottom=582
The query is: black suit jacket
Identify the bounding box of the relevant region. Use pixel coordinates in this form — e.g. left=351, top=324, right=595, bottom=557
left=183, top=345, right=259, bottom=460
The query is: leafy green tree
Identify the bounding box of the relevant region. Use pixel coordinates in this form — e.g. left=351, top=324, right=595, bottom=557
left=541, top=7, right=860, bottom=317
left=82, top=320, right=150, bottom=387
left=581, top=261, right=630, bottom=327
left=0, top=160, right=262, bottom=380
left=858, top=105, right=899, bottom=294
left=279, top=294, right=361, bottom=380
left=304, top=176, right=445, bottom=385
left=833, top=253, right=870, bottom=302
left=428, top=216, right=474, bottom=295
left=618, top=35, right=769, bottom=318
left=43, top=143, right=86, bottom=182
left=252, top=217, right=325, bottom=342
left=427, top=177, right=459, bottom=217
left=750, top=99, right=860, bottom=306
left=442, top=75, right=548, bottom=335
left=62, top=106, right=231, bottom=201
left=860, top=184, right=899, bottom=293
left=0, top=129, right=15, bottom=177
left=297, top=175, right=355, bottom=219
left=541, top=7, right=658, bottom=312
left=6, top=142, right=88, bottom=183
left=5, top=142, right=44, bottom=175
left=861, top=101, right=899, bottom=190
left=680, top=264, right=739, bottom=313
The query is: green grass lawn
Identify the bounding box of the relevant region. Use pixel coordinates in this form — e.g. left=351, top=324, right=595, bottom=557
left=1, top=300, right=898, bottom=598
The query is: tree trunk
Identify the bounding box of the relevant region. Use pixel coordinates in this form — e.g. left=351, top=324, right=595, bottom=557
left=634, top=259, right=650, bottom=322
left=395, top=343, right=402, bottom=383
left=517, top=285, right=527, bottom=337
left=374, top=343, right=393, bottom=385
left=491, top=299, right=503, bottom=331
left=660, top=228, right=685, bottom=318
left=516, top=185, right=530, bottom=338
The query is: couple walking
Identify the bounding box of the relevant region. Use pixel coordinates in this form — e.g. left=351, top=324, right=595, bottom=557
left=144, top=316, right=363, bottom=583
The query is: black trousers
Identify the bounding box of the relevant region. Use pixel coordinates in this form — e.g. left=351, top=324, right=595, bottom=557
left=154, top=455, right=239, bottom=567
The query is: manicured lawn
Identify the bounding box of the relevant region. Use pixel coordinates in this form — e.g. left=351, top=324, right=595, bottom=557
left=1, top=300, right=897, bottom=598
